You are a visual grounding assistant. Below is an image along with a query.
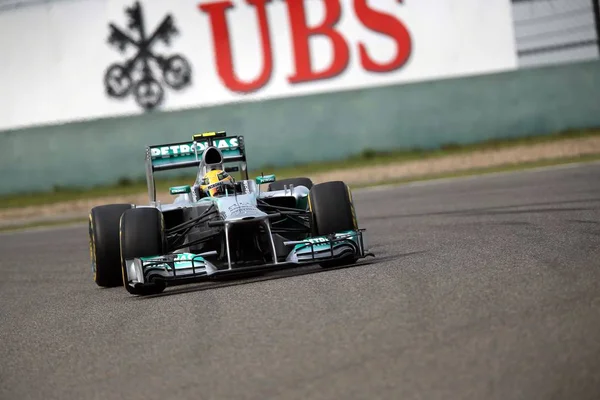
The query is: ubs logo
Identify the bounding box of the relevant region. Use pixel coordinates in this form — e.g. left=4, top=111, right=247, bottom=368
left=104, top=1, right=192, bottom=110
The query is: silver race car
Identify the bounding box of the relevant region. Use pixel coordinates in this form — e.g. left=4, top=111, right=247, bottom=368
left=88, top=131, right=373, bottom=295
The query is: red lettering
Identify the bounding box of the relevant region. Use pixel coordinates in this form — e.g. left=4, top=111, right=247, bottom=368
left=199, top=0, right=273, bottom=92
left=285, top=0, right=350, bottom=84
left=354, top=0, right=412, bottom=72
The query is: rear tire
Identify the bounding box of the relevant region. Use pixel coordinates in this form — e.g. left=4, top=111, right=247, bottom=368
left=268, top=177, right=313, bottom=191
left=308, top=181, right=358, bottom=267
left=120, top=207, right=167, bottom=296
left=89, top=204, right=133, bottom=287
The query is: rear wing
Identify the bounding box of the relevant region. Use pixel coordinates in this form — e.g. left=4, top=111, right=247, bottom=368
left=144, top=131, right=248, bottom=202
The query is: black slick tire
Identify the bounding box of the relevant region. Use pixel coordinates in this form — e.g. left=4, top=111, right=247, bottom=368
left=89, top=204, right=133, bottom=287
left=309, top=181, right=357, bottom=236
left=119, top=207, right=167, bottom=296
left=268, top=177, right=313, bottom=191
left=308, top=181, right=358, bottom=267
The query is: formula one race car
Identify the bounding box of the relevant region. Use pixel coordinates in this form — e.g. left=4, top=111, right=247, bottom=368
left=88, top=131, right=373, bottom=295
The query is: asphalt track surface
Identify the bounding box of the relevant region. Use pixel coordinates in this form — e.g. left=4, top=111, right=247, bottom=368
left=2, top=163, right=600, bottom=400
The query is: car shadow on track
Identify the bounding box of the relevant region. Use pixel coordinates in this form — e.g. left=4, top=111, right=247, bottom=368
left=132, top=252, right=423, bottom=300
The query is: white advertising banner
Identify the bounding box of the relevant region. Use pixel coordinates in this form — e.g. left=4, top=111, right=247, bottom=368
left=0, top=0, right=517, bottom=130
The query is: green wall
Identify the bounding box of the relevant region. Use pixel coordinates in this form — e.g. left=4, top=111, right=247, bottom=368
left=1, top=60, right=600, bottom=195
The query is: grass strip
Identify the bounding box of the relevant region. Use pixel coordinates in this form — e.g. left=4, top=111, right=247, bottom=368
left=351, top=153, right=600, bottom=189
left=3, top=154, right=599, bottom=233
left=1, top=128, right=599, bottom=209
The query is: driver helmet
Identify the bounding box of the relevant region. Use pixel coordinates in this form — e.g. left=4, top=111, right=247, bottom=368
left=199, top=169, right=233, bottom=197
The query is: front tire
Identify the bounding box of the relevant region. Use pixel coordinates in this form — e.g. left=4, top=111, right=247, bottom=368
left=309, top=181, right=357, bottom=236
left=89, top=204, right=133, bottom=287
left=308, top=181, right=359, bottom=267
left=120, top=207, right=167, bottom=295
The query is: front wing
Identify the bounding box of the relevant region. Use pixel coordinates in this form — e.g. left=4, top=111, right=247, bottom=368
left=123, top=230, right=373, bottom=288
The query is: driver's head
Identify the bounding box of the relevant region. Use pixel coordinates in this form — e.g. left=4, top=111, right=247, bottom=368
left=199, top=169, right=233, bottom=197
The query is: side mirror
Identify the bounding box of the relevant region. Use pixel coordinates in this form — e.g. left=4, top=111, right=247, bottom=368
left=255, top=174, right=276, bottom=185
left=169, top=185, right=191, bottom=195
